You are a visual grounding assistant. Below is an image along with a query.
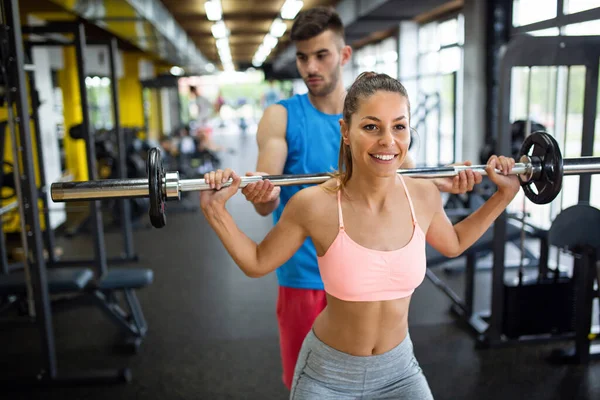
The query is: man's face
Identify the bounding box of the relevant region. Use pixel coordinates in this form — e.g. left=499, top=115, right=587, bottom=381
left=295, top=30, right=350, bottom=97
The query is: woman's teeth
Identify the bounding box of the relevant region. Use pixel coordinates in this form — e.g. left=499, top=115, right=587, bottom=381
left=371, top=154, right=396, bottom=161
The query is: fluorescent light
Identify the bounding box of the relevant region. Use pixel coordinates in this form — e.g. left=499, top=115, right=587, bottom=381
left=216, top=37, right=229, bottom=50
left=218, top=45, right=231, bottom=56
left=170, top=66, right=185, bottom=76
left=264, top=34, right=278, bottom=49
left=204, top=0, right=222, bottom=21
left=269, top=18, right=287, bottom=38
left=256, top=44, right=271, bottom=59
left=281, top=0, right=303, bottom=20
left=211, top=20, right=228, bottom=39
left=252, top=59, right=263, bottom=67
left=219, top=53, right=232, bottom=63
left=205, top=63, right=215, bottom=72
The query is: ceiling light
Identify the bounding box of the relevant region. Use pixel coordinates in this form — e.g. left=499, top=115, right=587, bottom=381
left=211, top=20, right=229, bottom=39
left=219, top=53, right=232, bottom=63
left=218, top=45, right=231, bottom=56
left=252, top=59, right=263, bottom=67
left=281, top=0, right=303, bottom=20
left=170, top=66, right=185, bottom=76
left=269, top=18, right=287, bottom=38
left=205, top=63, right=215, bottom=72
left=216, top=37, right=229, bottom=50
left=264, top=34, right=278, bottom=49
left=204, top=0, right=222, bottom=22
left=253, top=52, right=266, bottom=62
left=258, top=44, right=272, bottom=57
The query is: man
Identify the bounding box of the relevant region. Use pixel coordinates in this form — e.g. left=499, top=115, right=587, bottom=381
left=241, top=7, right=481, bottom=389
left=189, top=85, right=212, bottom=130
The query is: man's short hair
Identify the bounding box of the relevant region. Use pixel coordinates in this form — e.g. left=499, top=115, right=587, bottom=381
left=290, top=6, right=345, bottom=43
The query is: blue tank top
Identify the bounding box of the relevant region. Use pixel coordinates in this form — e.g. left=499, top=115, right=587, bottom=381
left=274, top=94, right=342, bottom=289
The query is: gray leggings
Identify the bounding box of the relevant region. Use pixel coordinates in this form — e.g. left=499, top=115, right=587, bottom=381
left=290, top=329, right=434, bottom=400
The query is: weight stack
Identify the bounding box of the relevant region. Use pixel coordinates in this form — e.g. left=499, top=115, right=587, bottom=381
left=502, top=274, right=576, bottom=339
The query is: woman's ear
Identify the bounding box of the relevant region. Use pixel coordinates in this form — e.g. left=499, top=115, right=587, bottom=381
left=339, top=119, right=350, bottom=145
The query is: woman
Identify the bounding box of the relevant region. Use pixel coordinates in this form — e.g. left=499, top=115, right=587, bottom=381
left=200, top=72, right=520, bottom=399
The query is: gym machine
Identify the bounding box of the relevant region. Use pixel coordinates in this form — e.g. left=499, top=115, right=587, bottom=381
left=483, top=35, right=600, bottom=361
left=0, top=0, right=151, bottom=386
left=21, top=24, right=138, bottom=264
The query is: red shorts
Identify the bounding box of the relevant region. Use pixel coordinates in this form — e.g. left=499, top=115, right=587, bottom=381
left=276, top=286, right=327, bottom=390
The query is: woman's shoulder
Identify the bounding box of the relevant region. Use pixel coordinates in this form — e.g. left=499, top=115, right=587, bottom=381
left=287, top=178, right=338, bottom=210
left=403, top=176, right=440, bottom=204
left=283, top=179, right=338, bottom=232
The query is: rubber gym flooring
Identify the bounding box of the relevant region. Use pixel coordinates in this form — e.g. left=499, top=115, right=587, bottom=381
left=1, top=129, right=599, bottom=399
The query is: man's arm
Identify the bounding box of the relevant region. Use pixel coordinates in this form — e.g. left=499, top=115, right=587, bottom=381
left=243, top=104, right=288, bottom=216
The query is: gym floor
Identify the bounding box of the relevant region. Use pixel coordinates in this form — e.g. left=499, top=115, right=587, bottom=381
left=1, top=129, right=599, bottom=400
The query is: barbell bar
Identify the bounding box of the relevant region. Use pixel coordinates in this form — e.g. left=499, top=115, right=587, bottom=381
left=50, top=156, right=599, bottom=201
left=49, top=131, right=600, bottom=228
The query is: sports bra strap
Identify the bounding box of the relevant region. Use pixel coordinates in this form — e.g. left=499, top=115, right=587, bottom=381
left=398, top=175, right=417, bottom=227
left=337, top=190, right=345, bottom=230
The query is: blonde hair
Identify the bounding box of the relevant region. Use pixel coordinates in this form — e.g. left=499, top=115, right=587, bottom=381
left=326, top=72, right=412, bottom=192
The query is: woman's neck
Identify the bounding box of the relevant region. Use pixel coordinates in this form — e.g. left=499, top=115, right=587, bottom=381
left=343, top=171, right=397, bottom=211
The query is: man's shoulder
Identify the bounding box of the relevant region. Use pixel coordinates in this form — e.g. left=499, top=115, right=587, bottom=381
left=278, top=93, right=306, bottom=108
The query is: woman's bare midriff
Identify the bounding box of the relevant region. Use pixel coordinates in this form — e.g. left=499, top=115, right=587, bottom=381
left=312, top=294, right=411, bottom=356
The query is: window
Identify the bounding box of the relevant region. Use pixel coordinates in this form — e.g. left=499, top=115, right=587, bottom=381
left=413, top=15, right=464, bottom=166
left=439, top=18, right=461, bottom=46
left=564, top=0, right=600, bottom=14
left=528, top=27, right=561, bottom=36
left=510, top=0, right=600, bottom=228
left=513, top=0, right=557, bottom=27
left=506, top=63, right=598, bottom=228
left=354, top=37, right=398, bottom=79
left=85, top=76, right=113, bottom=130
left=563, top=19, right=600, bottom=34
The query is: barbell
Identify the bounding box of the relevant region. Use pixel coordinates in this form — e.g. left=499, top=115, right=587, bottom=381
left=50, top=131, right=600, bottom=229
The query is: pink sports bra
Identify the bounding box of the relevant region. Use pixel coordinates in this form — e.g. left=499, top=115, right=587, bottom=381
left=318, top=176, right=427, bottom=302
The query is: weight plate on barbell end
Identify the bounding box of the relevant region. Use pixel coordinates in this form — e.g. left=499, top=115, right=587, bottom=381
left=518, top=131, right=563, bottom=205
left=148, top=148, right=167, bottom=228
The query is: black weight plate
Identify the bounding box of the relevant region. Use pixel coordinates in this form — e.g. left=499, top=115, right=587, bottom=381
left=518, top=131, right=563, bottom=205
left=148, top=148, right=166, bottom=228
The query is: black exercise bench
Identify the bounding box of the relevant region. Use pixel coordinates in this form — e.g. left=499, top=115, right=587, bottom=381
left=0, top=267, right=153, bottom=352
